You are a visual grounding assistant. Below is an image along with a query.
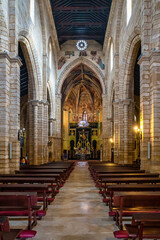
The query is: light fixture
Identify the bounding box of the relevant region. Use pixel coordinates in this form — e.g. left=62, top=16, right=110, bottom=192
left=134, top=125, right=142, bottom=139
left=109, top=138, right=114, bottom=143
left=76, top=40, right=88, bottom=51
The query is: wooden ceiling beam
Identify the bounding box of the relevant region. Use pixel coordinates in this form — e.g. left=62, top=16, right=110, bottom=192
left=53, top=6, right=109, bottom=11
left=57, top=22, right=106, bottom=26
left=59, top=35, right=103, bottom=40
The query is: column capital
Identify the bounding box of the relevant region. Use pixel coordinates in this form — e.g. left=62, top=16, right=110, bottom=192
left=113, top=99, right=132, bottom=106
left=0, top=51, right=22, bottom=66
left=28, top=99, right=49, bottom=106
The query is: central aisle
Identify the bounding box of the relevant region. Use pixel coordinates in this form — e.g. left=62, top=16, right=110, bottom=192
left=33, top=162, right=116, bottom=240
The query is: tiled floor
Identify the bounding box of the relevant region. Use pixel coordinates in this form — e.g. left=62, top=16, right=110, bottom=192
left=30, top=161, right=118, bottom=240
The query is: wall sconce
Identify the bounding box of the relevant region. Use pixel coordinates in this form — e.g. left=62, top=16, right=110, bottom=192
left=18, top=128, right=25, bottom=140
left=134, top=125, right=142, bottom=140
left=109, top=137, right=114, bottom=143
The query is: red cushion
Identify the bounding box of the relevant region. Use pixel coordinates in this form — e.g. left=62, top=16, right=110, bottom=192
left=38, top=197, right=54, bottom=202
left=0, top=210, right=31, bottom=216
left=18, top=230, right=37, bottom=238
left=36, top=210, right=46, bottom=217
left=103, top=198, right=109, bottom=202
left=59, top=185, right=64, bottom=187
left=114, top=230, right=129, bottom=238
left=109, top=211, right=116, bottom=217
left=99, top=190, right=103, bottom=194
left=55, top=190, right=59, bottom=194
left=48, top=197, right=54, bottom=202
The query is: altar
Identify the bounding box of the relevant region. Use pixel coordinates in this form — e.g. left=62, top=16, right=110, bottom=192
left=75, top=125, right=91, bottom=160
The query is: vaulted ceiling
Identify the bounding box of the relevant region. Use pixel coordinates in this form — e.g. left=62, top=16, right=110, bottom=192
left=50, top=0, right=112, bottom=45
left=61, top=64, right=102, bottom=105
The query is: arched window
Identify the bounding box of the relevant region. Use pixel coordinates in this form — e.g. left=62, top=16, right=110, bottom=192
left=30, top=0, right=35, bottom=23
left=110, top=42, right=113, bottom=71
left=127, top=0, right=132, bottom=24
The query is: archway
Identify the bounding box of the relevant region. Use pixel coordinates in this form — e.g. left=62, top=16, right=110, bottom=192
left=61, top=64, right=103, bottom=160
left=18, top=40, right=37, bottom=165
left=19, top=42, right=29, bottom=164
left=125, top=40, right=141, bottom=163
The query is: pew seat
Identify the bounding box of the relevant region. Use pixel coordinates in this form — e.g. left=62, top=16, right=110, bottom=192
left=18, top=229, right=37, bottom=239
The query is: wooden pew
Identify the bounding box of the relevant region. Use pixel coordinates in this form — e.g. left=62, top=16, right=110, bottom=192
left=0, top=177, right=58, bottom=197
left=92, top=170, right=145, bottom=180
left=0, top=216, right=36, bottom=240
left=97, top=173, right=159, bottom=190
left=16, top=169, right=67, bottom=180
left=105, top=184, right=160, bottom=210
left=0, top=174, right=62, bottom=186
left=0, top=184, right=49, bottom=210
left=114, top=192, right=160, bottom=230
left=0, top=192, right=38, bottom=229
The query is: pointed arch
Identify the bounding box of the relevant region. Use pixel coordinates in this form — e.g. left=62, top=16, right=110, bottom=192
left=57, top=57, right=106, bottom=95
left=18, top=33, right=40, bottom=100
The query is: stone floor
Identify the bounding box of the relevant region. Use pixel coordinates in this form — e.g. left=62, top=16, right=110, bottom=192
left=27, top=161, right=117, bottom=240
left=9, top=161, right=119, bottom=240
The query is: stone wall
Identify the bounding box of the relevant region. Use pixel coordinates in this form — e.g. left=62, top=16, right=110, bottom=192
left=0, top=0, right=59, bottom=172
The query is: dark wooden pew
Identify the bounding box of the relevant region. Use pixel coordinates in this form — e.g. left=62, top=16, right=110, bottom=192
left=0, top=174, right=62, bottom=185
left=0, top=192, right=38, bottom=229
left=0, top=177, right=58, bottom=197
left=0, top=184, right=49, bottom=210
left=0, top=216, right=36, bottom=240
left=92, top=170, right=145, bottom=180
left=16, top=169, right=67, bottom=180
left=105, top=184, right=160, bottom=210
left=114, top=192, right=160, bottom=229
left=97, top=173, right=159, bottom=189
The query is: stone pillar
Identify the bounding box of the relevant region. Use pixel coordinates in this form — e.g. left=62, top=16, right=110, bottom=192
left=138, top=0, right=152, bottom=170
left=0, top=52, right=21, bottom=173
left=123, top=99, right=134, bottom=164
left=9, top=56, right=22, bottom=172
left=28, top=100, right=38, bottom=165
left=48, top=118, right=56, bottom=162
left=149, top=51, right=160, bottom=172
left=28, top=100, right=49, bottom=165
left=54, top=94, right=62, bottom=161
left=118, top=101, right=125, bottom=164
left=113, top=101, right=120, bottom=163
left=102, top=94, right=108, bottom=161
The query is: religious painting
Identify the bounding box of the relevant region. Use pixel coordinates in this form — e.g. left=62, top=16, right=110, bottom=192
left=97, top=57, right=105, bottom=70
left=65, top=51, right=75, bottom=58
left=90, top=51, right=97, bottom=60
left=58, top=57, right=66, bottom=70
left=79, top=51, right=87, bottom=57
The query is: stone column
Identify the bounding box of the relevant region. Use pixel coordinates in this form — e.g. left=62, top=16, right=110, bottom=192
left=113, top=101, right=120, bottom=163
left=149, top=51, right=160, bottom=172
left=38, top=101, right=49, bottom=164
left=48, top=118, right=56, bottom=162
left=54, top=94, right=62, bottom=161
left=28, top=100, right=38, bottom=165
left=0, top=52, right=21, bottom=173
left=138, top=0, right=152, bottom=170
left=28, top=100, right=49, bottom=165
left=123, top=99, right=134, bottom=164
left=9, top=56, right=22, bottom=172
left=102, top=94, right=109, bottom=161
